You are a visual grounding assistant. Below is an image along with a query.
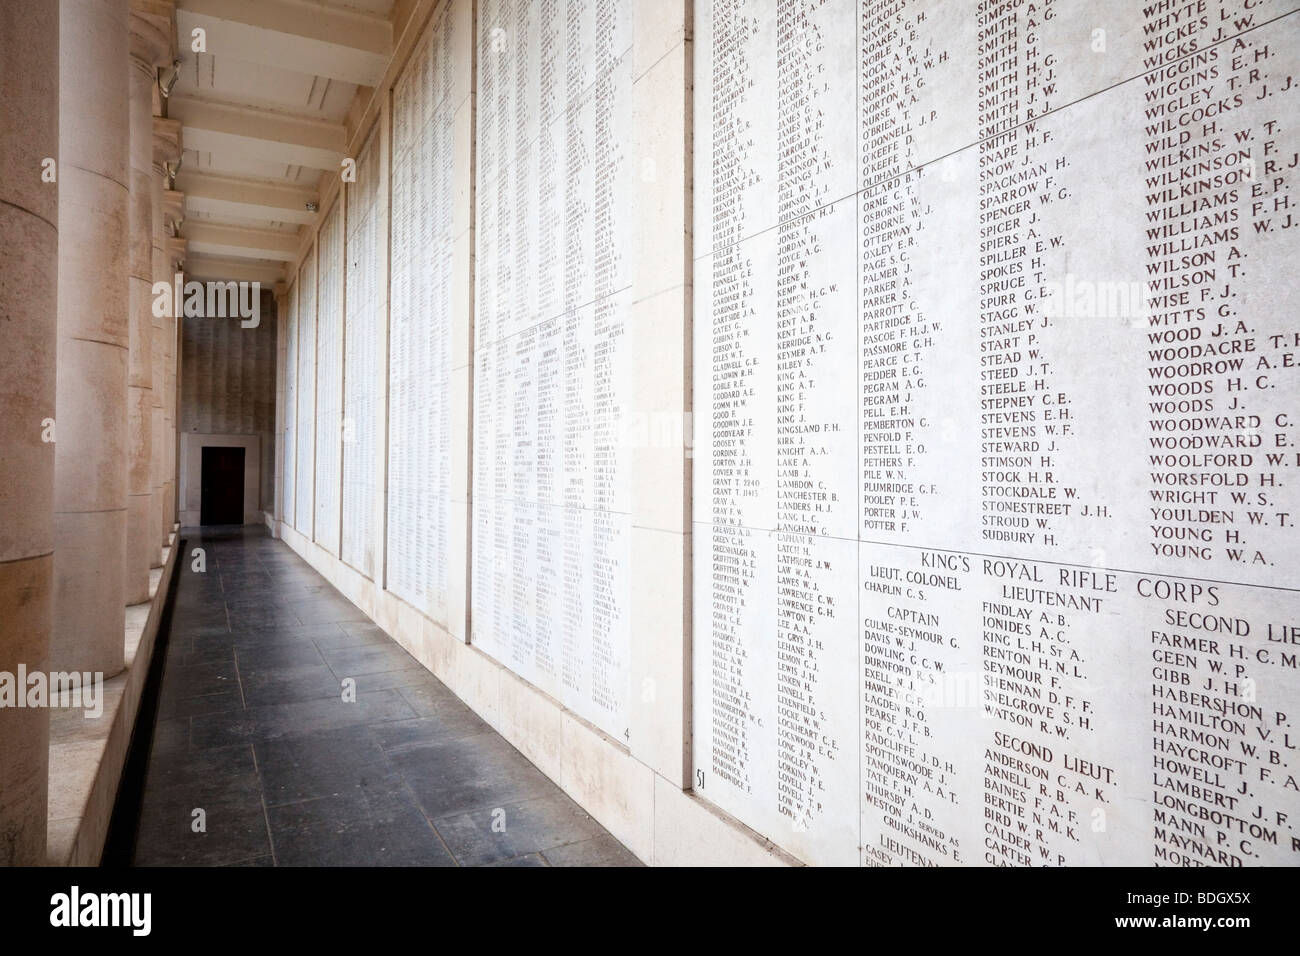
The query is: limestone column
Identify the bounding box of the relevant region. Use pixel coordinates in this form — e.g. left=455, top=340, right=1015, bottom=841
left=168, top=234, right=186, bottom=524
left=153, top=119, right=181, bottom=550
left=125, top=1, right=168, bottom=598
left=51, top=0, right=130, bottom=678
left=164, top=191, right=183, bottom=539
left=0, top=0, right=58, bottom=866
left=149, top=163, right=165, bottom=563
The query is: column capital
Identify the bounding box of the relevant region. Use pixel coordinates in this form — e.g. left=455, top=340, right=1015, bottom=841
left=128, top=0, right=175, bottom=70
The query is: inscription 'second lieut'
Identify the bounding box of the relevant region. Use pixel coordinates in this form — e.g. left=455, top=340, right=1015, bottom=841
left=693, top=0, right=1300, bottom=867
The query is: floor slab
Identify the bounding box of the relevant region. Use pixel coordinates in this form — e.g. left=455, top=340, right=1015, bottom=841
left=128, top=525, right=641, bottom=867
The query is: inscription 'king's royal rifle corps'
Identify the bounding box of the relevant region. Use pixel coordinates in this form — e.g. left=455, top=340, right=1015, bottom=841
left=694, top=0, right=1299, bottom=867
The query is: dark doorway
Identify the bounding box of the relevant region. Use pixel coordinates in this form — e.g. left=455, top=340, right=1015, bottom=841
left=200, top=446, right=245, bottom=525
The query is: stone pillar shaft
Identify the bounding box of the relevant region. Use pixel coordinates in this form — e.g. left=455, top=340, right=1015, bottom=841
left=0, top=0, right=58, bottom=866
left=124, top=10, right=164, bottom=600
left=153, top=122, right=182, bottom=550
left=167, top=234, right=186, bottom=528
left=52, top=0, right=130, bottom=677
left=149, top=160, right=166, bottom=561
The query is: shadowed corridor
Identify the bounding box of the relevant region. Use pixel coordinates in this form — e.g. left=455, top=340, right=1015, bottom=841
left=121, top=526, right=640, bottom=867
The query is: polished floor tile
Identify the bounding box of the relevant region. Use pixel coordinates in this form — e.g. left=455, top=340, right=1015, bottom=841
left=129, top=525, right=640, bottom=867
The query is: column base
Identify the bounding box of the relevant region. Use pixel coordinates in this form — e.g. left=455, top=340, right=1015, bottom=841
left=0, top=553, right=53, bottom=866
left=47, top=528, right=179, bottom=865
left=124, top=493, right=152, bottom=604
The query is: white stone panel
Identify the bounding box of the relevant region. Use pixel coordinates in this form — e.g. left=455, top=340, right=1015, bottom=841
left=472, top=0, right=635, bottom=739
left=343, top=129, right=382, bottom=577
left=387, top=6, right=458, bottom=623
left=295, top=248, right=317, bottom=534
left=282, top=281, right=298, bottom=526
left=315, top=202, right=345, bottom=554
left=692, top=0, right=1300, bottom=867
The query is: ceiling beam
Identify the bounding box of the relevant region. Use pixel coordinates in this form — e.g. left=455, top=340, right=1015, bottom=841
left=185, top=253, right=285, bottom=286
left=176, top=169, right=319, bottom=225
left=169, top=95, right=346, bottom=171
left=176, top=0, right=391, bottom=86
left=185, top=221, right=300, bottom=261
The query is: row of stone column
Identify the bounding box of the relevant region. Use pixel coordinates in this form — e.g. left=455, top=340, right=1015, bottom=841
left=0, top=0, right=180, bottom=866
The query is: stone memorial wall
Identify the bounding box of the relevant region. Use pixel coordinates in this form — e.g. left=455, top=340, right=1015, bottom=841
left=343, top=131, right=383, bottom=578
left=282, top=282, right=298, bottom=526
left=315, top=202, right=345, bottom=554
left=470, top=0, right=635, bottom=739
left=270, top=0, right=1298, bottom=866
left=294, top=248, right=317, bottom=535
left=387, top=9, right=457, bottom=623
left=692, top=0, right=1300, bottom=866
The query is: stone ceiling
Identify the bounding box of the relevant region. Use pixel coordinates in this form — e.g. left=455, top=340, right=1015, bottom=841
left=164, top=0, right=398, bottom=286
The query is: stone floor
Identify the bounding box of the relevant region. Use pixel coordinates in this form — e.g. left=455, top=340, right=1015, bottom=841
left=128, top=525, right=640, bottom=867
